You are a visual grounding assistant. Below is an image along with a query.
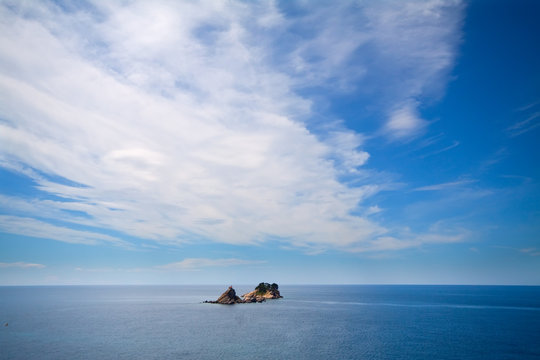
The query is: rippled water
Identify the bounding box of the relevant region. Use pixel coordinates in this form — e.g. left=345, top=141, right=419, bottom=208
left=1, top=285, right=539, bottom=359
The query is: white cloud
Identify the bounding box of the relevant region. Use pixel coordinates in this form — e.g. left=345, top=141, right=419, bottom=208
left=414, top=179, right=476, bottom=191
left=507, top=107, right=540, bottom=137
left=0, top=0, right=464, bottom=253
left=325, top=130, right=370, bottom=173
left=520, top=248, right=540, bottom=257
left=0, top=215, right=130, bottom=247
left=0, top=261, right=46, bottom=269
left=365, top=205, right=383, bottom=216
left=350, top=231, right=467, bottom=253
left=385, top=101, right=427, bottom=139
left=158, top=258, right=266, bottom=271
left=74, top=266, right=144, bottom=273
left=419, top=140, right=460, bottom=158
left=365, top=0, right=463, bottom=139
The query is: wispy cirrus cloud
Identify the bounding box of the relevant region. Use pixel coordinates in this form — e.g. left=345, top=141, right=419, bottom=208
left=0, top=215, right=130, bottom=247
left=0, top=262, right=45, bottom=269
left=507, top=108, right=540, bottom=137
left=520, top=248, right=540, bottom=257
left=350, top=231, right=468, bottom=253
left=366, top=0, right=464, bottom=139
left=414, top=179, right=477, bottom=192
left=0, top=0, right=464, bottom=253
left=419, top=140, right=460, bottom=159
left=280, top=1, right=464, bottom=140
left=72, top=258, right=266, bottom=273
left=493, top=246, right=540, bottom=257
left=157, top=258, right=267, bottom=271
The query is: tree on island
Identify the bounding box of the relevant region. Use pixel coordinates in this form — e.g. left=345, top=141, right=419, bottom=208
left=255, top=282, right=279, bottom=295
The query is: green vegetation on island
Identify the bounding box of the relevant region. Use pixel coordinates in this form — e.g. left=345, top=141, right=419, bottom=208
left=255, top=282, right=279, bottom=295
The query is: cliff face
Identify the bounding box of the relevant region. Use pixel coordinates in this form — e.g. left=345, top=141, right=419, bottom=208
left=207, top=286, right=244, bottom=304
left=205, top=284, right=282, bottom=305
left=241, top=290, right=266, bottom=303
left=242, top=288, right=282, bottom=302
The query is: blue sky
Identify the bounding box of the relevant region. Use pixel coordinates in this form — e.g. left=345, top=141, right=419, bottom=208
left=0, top=0, right=539, bottom=285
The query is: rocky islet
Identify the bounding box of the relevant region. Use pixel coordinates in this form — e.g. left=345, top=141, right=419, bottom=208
left=205, top=283, right=282, bottom=304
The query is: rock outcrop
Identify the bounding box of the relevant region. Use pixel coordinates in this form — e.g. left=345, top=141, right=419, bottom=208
left=205, top=283, right=282, bottom=305
left=205, top=286, right=244, bottom=304
left=241, top=290, right=267, bottom=303
left=242, top=288, right=282, bottom=302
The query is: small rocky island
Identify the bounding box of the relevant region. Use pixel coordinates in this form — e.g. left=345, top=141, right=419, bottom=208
left=205, top=283, right=282, bottom=304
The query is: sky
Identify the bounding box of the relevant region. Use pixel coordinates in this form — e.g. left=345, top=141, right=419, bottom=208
left=0, top=0, right=539, bottom=285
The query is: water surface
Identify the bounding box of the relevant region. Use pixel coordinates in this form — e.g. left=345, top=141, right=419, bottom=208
left=1, top=285, right=539, bottom=359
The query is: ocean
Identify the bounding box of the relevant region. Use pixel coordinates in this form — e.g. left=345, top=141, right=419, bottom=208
left=1, top=285, right=539, bottom=359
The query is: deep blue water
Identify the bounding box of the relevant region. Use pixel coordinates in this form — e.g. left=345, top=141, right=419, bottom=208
left=1, top=285, right=539, bottom=359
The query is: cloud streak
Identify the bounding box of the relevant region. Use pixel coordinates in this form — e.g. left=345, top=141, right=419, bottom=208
left=507, top=111, right=540, bottom=137
left=157, top=258, right=267, bottom=271
left=414, top=179, right=476, bottom=192
left=0, top=215, right=130, bottom=247
left=0, top=262, right=45, bottom=269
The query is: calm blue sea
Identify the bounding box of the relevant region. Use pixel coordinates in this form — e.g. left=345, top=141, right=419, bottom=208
left=1, top=285, right=539, bottom=359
